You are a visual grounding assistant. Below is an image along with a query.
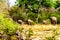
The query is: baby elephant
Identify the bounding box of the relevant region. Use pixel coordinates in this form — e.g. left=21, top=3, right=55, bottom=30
left=27, top=19, right=34, bottom=25
left=50, top=17, right=57, bottom=24
left=17, top=20, right=24, bottom=24
left=42, top=20, right=47, bottom=25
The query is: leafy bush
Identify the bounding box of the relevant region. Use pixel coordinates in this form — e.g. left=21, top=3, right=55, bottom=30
left=38, top=10, right=60, bottom=24
left=11, top=12, right=27, bottom=21
left=9, top=6, right=60, bottom=24
left=55, top=0, right=60, bottom=8
left=9, top=6, right=37, bottom=23
left=0, top=13, right=18, bottom=35
left=41, top=0, right=56, bottom=8
left=9, top=6, right=28, bottom=21
left=38, top=11, right=52, bottom=23
left=17, top=0, right=38, bottom=13
left=27, top=12, right=37, bottom=22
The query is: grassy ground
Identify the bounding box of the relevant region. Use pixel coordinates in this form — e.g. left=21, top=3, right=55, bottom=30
left=18, top=24, right=59, bottom=40
left=0, top=23, right=59, bottom=40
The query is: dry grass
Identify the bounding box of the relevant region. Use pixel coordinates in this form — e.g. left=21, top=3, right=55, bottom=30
left=18, top=24, right=59, bottom=40
left=19, top=24, right=57, bottom=31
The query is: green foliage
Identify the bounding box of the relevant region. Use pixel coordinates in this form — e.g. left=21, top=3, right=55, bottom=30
left=17, top=0, right=39, bottom=13
left=27, top=12, right=37, bottom=21
left=9, top=0, right=60, bottom=24
left=37, top=10, right=60, bottom=24
left=9, top=6, right=28, bottom=21
left=42, top=0, right=60, bottom=8
left=9, top=6, right=60, bottom=24
left=17, top=0, right=58, bottom=10
left=16, top=0, right=60, bottom=24
left=38, top=10, right=52, bottom=23
left=0, top=13, right=18, bottom=35
left=41, top=0, right=56, bottom=8
left=9, top=6, right=37, bottom=23
left=17, top=0, right=60, bottom=9
left=55, top=0, right=60, bottom=8
left=11, top=12, right=27, bottom=21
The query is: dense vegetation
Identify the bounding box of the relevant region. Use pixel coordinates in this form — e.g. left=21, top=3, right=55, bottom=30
left=0, top=0, right=60, bottom=40
left=0, top=13, right=18, bottom=35
left=8, top=0, right=60, bottom=23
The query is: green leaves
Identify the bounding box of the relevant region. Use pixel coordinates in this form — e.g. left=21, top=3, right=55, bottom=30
left=55, top=0, right=60, bottom=8
left=17, top=0, right=60, bottom=9
left=17, top=0, right=39, bottom=13
left=27, top=12, right=37, bottom=21
left=0, top=13, right=18, bottom=35
left=41, top=0, right=56, bottom=8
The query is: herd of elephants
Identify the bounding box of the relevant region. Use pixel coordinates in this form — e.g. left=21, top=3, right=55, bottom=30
left=13, top=16, right=57, bottom=40
left=0, top=17, right=57, bottom=40
left=17, top=16, right=57, bottom=25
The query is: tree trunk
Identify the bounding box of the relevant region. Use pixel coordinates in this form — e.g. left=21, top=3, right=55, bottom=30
left=36, top=0, right=41, bottom=23
left=6, top=0, right=10, bottom=7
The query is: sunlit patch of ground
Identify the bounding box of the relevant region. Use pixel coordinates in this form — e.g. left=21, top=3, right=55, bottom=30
left=18, top=24, right=59, bottom=40
left=20, top=24, right=57, bottom=31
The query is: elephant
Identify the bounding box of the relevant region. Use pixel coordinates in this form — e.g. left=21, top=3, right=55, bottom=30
left=50, top=17, right=57, bottom=24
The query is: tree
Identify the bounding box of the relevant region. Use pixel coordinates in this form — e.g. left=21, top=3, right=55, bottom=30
left=6, top=0, right=10, bottom=7
left=41, top=0, right=56, bottom=8
left=55, top=0, right=60, bottom=8
left=36, top=0, right=42, bottom=23
left=17, top=0, right=39, bottom=13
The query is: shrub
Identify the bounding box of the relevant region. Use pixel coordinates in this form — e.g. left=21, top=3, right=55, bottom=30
left=9, top=6, right=28, bottom=21
left=11, top=12, right=27, bottom=21
left=38, top=10, right=60, bottom=24
left=55, top=0, right=60, bottom=8
left=41, top=0, right=56, bottom=8
left=9, top=6, right=60, bottom=24
left=0, top=13, right=18, bottom=35
left=27, top=12, right=37, bottom=22
left=38, top=11, right=52, bottom=23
